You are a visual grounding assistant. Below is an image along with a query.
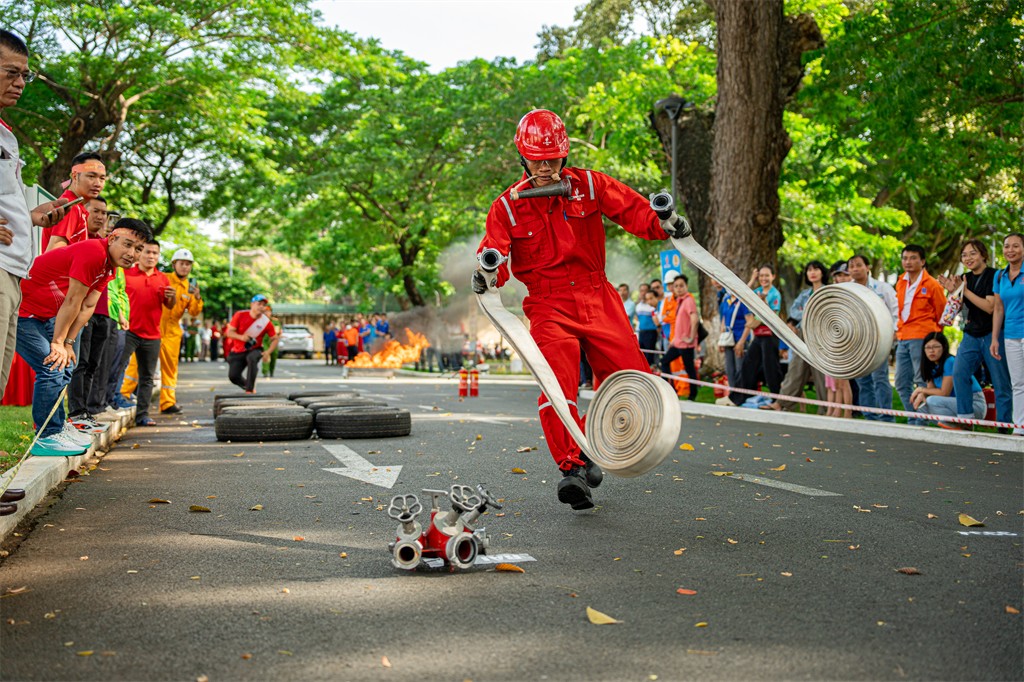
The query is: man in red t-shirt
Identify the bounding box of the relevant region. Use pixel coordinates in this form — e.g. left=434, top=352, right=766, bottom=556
left=41, top=152, right=106, bottom=254
left=224, top=294, right=278, bottom=393
left=15, top=219, right=149, bottom=456
left=114, top=238, right=176, bottom=426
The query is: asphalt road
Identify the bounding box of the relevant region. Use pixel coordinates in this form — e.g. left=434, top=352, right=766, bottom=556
left=1, top=359, right=1021, bottom=682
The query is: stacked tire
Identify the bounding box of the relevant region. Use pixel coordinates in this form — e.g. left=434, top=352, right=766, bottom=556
left=212, top=390, right=411, bottom=442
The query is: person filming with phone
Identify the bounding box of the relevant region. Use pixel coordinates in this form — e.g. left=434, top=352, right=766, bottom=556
left=156, top=248, right=203, bottom=415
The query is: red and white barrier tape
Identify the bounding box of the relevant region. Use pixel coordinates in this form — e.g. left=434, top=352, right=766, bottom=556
left=658, top=371, right=1022, bottom=431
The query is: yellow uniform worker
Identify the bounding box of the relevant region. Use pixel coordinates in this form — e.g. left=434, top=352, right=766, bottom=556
left=159, top=248, right=202, bottom=412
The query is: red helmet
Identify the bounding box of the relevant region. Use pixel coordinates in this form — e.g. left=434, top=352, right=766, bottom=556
left=514, top=109, right=569, bottom=160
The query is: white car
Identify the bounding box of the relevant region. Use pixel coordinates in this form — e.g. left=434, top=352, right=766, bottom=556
left=277, top=324, right=314, bottom=359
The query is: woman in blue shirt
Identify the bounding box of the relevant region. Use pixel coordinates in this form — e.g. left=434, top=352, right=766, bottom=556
left=716, top=286, right=748, bottom=402
left=911, top=331, right=986, bottom=427
left=991, top=232, right=1024, bottom=435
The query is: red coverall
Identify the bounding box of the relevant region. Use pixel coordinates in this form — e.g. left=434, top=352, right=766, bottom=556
left=478, top=167, right=668, bottom=470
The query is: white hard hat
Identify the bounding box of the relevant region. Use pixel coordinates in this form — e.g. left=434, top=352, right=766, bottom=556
left=663, top=270, right=681, bottom=285
left=171, top=248, right=194, bottom=263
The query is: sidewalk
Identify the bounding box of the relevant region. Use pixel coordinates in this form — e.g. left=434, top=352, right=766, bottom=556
left=0, top=407, right=135, bottom=543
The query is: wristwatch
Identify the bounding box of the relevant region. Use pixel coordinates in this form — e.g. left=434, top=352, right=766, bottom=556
left=63, top=339, right=74, bottom=346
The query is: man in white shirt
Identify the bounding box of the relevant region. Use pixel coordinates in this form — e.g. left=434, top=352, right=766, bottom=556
left=848, top=254, right=899, bottom=421
left=0, top=30, right=73, bottom=399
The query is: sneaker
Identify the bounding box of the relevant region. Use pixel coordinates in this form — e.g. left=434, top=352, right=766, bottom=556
left=580, top=455, right=603, bottom=489
left=557, top=466, right=594, bottom=510
left=160, top=405, right=183, bottom=415
left=938, top=421, right=964, bottom=431
left=31, top=435, right=87, bottom=457
left=136, top=416, right=157, bottom=427
left=71, top=415, right=106, bottom=433
left=61, top=421, right=93, bottom=447
left=113, top=395, right=135, bottom=409
left=715, top=396, right=736, bottom=406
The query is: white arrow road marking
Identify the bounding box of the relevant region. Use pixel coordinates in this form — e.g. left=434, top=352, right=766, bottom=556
left=322, top=443, right=402, bottom=489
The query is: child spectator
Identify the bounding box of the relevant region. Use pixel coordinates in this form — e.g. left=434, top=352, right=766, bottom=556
left=636, top=290, right=660, bottom=367
left=912, top=331, right=986, bottom=426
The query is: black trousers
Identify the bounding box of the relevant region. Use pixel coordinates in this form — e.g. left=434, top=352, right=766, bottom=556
left=115, top=332, right=161, bottom=419
left=69, top=314, right=115, bottom=417
left=660, top=346, right=700, bottom=401
left=732, top=334, right=782, bottom=405
left=228, top=348, right=262, bottom=392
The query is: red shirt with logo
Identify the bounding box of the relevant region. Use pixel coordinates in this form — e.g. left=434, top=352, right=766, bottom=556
left=40, top=189, right=89, bottom=253
left=124, top=265, right=170, bottom=340
left=18, top=238, right=114, bottom=320
left=225, top=310, right=276, bottom=355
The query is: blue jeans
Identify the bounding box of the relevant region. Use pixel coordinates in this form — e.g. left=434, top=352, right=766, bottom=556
left=15, top=317, right=73, bottom=438
left=856, top=358, right=895, bottom=422
left=895, top=338, right=924, bottom=425
left=954, top=332, right=1012, bottom=422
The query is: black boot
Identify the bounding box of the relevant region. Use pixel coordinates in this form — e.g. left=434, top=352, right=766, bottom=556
left=580, top=455, right=603, bottom=489
left=557, top=466, right=594, bottom=510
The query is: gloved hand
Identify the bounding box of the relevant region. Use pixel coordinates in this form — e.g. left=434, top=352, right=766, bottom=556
left=471, top=270, right=489, bottom=295
left=660, top=213, right=691, bottom=239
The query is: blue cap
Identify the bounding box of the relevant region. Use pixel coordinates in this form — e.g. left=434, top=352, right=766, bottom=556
left=251, top=294, right=268, bottom=303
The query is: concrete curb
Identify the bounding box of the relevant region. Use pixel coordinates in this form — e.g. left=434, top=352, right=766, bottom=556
left=0, top=407, right=136, bottom=542
left=578, top=390, right=1021, bottom=452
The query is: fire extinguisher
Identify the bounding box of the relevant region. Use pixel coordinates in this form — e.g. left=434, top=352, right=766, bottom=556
left=458, top=368, right=468, bottom=397
left=469, top=368, right=479, bottom=397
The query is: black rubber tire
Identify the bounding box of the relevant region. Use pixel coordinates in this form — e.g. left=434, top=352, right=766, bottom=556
left=215, top=409, right=314, bottom=442
left=214, top=399, right=295, bottom=418
left=303, top=399, right=387, bottom=415
left=213, top=392, right=286, bottom=405
left=220, top=403, right=308, bottom=415
left=287, top=389, right=357, bottom=401
left=293, top=392, right=361, bottom=407
left=315, top=406, right=412, bottom=439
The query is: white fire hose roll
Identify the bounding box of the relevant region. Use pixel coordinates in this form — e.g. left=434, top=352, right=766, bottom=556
left=587, top=370, right=681, bottom=477
left=801, top=282, right=894, bottom=380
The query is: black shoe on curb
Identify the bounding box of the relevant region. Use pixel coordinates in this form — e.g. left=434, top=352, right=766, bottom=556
left=580, top=455, right=603, bottom=489
left=557, top=466, right=594, bottom=510
left=160, top=405, right=183, bottom=415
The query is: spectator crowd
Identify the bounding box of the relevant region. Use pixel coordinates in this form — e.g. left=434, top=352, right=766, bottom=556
left=616, top=234, right=1024, bottom=436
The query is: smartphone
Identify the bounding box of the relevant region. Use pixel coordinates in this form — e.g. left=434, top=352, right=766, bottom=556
left=45, top=196, right=86, bottom=220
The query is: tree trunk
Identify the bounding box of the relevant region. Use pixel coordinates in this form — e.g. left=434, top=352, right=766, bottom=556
left=707, top=0, right=790, bottom=280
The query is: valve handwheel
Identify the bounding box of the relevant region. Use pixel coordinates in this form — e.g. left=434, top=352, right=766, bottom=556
left=475, top=484, right=503, bottom=510
left=387, top=494, right=422, bottom=523
left=449, top=485, right=482, bottom=512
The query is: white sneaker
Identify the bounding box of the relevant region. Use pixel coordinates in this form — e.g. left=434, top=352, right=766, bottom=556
left=31, top=434, right=86, bottom=457
left=61, top=421, right=93, bottom=447
left=715, top=396, right=736, bottom=406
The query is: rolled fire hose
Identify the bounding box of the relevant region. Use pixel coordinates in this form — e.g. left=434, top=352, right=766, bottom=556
left=476, top=251, right=680, bottom=478
left=650, top=192, right=893, bottom=380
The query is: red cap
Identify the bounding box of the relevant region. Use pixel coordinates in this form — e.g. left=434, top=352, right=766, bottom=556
left=514, top=109, right=569, bottom=160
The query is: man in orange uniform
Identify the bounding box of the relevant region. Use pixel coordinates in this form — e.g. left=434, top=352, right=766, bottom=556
left=158, top=248, right=203, bottom=414
left=474, top=109, right=675, bottom=511
left=894, top=244, right=946, bottom=426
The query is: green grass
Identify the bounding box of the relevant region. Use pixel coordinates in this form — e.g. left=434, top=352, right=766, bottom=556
left=0, top=406, right=34, bottom=475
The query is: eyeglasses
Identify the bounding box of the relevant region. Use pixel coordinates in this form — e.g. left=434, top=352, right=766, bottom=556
left=1, top=68, right=35, bottom=83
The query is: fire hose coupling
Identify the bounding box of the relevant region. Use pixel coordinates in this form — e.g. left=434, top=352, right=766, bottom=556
left=392, top=539, right=423, bottom=570
left=477, top=248, right=507, bottom=273
left=445, top=532, right=480, bottom=570
left=649, top=191, right=692, bottom=238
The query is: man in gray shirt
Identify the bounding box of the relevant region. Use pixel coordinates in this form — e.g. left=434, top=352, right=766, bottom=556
left=0, top=30, right=73, bottom=399
left=848, top=254, right=899, bottom=421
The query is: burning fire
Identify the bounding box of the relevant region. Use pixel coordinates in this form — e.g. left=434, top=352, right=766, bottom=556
left=347, top=328, right=430, bottom=369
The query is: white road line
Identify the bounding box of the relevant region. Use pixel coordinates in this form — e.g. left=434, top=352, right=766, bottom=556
left=729, top=473, right=842, bottom=497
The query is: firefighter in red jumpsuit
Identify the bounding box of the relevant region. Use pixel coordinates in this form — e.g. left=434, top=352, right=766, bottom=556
left=474, top=109, right=677, bottom=510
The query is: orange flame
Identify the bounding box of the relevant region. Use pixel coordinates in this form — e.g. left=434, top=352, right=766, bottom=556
left=347, top=328, right=430, bottom=368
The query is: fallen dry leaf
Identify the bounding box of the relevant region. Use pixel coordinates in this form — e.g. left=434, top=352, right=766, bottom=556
left=250, top=505, right=263, bottom=511
left=742, top=443, right=752, bottom=448
left=727, top=538, right=739, bottom=545
left=958, top=513, right=984, bottom=527
left=676, top=588, right=697, bottom=595
left=188, top=505, right=211, bottom=513
left=1006, top=606, right=1020, bottom=614
left=76, top=650, right=94, bottom=657
left=872, top=504, right=889, bottom=509
left=381, top=656, right=392, bottom=668
left=679, top=443, right=695, bottom=451
left=896, top=567, right=921, bottom=575
left=241, top=653, right=252, bottom=660
left=232, top=452, right=245, bottom=458
left=673, top=548, right=687, bottom=555
left=131, top=443, right=140, bottom=450
left=515, top=446, right=534, bottom=453
left=927, top=514, right=938, bottom=519
left=511, top=467, right=527, bottom=474
left=769, top=464, right=786, bottom=472
left=148, top=498, right=170, bottom=504
left=293, top=536, right=305, bottom=542
left=711, top=471, right=733, bottom=477
left=495, top=563, right=525, bottom=573
left=339, top=552, right=348, bottom=559
left=780, top=572, right=793, bottom=577
left=586, top=606, right=622, bottom=625
left=695, top=621, right=708, bottom=628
